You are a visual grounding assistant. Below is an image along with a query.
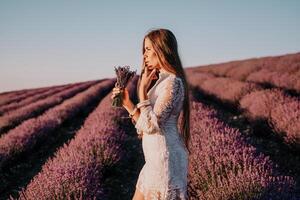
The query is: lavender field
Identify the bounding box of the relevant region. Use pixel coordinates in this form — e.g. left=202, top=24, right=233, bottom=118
left=0, top=52, right=299, bottom=199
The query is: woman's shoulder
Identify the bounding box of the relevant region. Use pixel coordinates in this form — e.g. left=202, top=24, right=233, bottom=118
left=160, top=74, right=184, bottom=92
left=164, top=74, right=183, bottom=85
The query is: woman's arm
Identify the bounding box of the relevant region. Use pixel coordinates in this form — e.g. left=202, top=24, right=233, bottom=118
left=123, top=100, right=140, bottom=125
left=134, top=76, right=184, bottom=135
left=123, top=85, right=148, bottom=124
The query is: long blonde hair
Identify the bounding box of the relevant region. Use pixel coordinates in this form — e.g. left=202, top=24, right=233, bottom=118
left=137, top=28, right=191, bottom=154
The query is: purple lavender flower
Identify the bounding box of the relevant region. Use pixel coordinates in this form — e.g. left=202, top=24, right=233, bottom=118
left=111, top=65, right=136, bottom=107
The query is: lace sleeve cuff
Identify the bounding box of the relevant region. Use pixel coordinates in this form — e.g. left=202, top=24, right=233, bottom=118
left=135, top=103, right=161, bottom=135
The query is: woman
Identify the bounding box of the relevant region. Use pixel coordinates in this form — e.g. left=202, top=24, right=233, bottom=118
left=111, top=28, right=190, bottom=200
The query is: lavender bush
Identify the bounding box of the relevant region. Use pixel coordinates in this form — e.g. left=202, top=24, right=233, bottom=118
left=16, top=77, right=138, bottom=200
left=225, top=59, right=264, bottom=81
left=204, top=62, right=237, bottom=77
left=0, top=80, right=98, bottom=134
left=189, top=70, right=300, bottom=147
left=200, top=77, right=262, bottom=104
left=246, top=68, right=300, bottom=93
left=0, top=82, right=82, bottom=106
left=0, top=79, right=114, bottom=171
left=240, top=88, right=300, bottom=146
left=188, top=101, right=297, bottom=200
left=271, top=100, right=300, bottom=146
left=0, top=84, right=76, bottom=116
left=186, top=72, right=215, bottom=89
left=265, top=52, right=300, bottom=73
left=0, top=86, right=52, bottom=107
left=186, top=52, right=300, bottom=83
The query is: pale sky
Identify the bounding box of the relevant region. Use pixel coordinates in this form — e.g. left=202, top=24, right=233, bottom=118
left=1, top=0, right=300, bottom=93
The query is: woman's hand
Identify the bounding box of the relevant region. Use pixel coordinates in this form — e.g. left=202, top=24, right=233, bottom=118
left=111, top=86, right=132, bottom=108
left=139, top=67, right=157, bottom=96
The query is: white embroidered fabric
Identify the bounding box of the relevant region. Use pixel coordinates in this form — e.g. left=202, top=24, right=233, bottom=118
left=134, top=70, right=189, bottom=200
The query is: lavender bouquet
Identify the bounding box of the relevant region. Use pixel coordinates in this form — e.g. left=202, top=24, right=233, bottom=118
left=111, top=65, right=136, bottom=107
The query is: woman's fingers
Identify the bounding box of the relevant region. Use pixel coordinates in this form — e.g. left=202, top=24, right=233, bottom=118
left=112, top=91, right=121, bottom=95
left=113, top=87, right=123, bottom=93
left=149, top=69, right=156, bottom=78
left=111, top=86, right=126, bottom=100
left=112, top=86, right=124, bottom=96
left=111, top=92, right=120, bottom=99
left=143, top=68, right=154, bottom=79
left=144, top=69, right=157, bottom=81
left=113, top=87, right=120, bottom=91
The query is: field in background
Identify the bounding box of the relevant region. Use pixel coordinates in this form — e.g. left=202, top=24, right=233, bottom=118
left=0, top=52, right=299, bottom=199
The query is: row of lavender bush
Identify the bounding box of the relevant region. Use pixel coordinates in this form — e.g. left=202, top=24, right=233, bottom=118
left=0, top=86, right=57, bottom=107
left=0, top=79, right=114, bottom=175
left=0, top=80, right=98, bottom=134
left=16, top=77, right=138, bottom=200
left=246, top=68, right=300, bottom=93
left=0, top=80, right=98, bottom=106
left=188, top=72, right=300, bottom=147
left=0, top=82, right=72, bottom=98
left=187, top=52, right=300, bottom=92
left=240, top=88, right=300, bottom=147
left=188, top=100, right=298, bottom=200
left=0, top=83, right=77, bottom=116
left=188, top=72, right=262, bottom=104
left=0, top=89, right=30, bottom=97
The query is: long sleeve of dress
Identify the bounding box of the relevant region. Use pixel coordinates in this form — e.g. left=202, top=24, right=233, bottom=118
left=135, top=76, right=184, bottom=135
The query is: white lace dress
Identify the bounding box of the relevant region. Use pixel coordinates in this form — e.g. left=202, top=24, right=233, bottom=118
left=134, top=70, right=189, bottom=200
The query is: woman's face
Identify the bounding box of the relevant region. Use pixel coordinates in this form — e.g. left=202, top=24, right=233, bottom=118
left=143, top=37, right=160, bottom=71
